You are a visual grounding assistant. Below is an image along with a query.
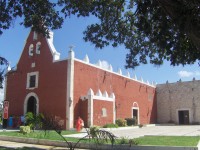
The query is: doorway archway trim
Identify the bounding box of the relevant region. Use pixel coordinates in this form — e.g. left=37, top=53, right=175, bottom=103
left=132, top=102, right=140, bottom=124
left=24, top=92, right=39, bottom=115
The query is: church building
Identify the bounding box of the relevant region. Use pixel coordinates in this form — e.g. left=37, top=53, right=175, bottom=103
left=4, top=30, right=157, bottom=129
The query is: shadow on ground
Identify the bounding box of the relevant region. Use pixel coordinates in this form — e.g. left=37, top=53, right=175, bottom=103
left=0, top=146, right=46, bottom=150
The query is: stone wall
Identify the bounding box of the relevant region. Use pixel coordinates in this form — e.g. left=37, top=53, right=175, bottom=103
left=156, top=79, right=200, bottom=124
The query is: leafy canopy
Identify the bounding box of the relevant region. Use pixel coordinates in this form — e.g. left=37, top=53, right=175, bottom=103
left=0, top=0, right=200, bottom=69
left=0, top=57, right=8, bottom=88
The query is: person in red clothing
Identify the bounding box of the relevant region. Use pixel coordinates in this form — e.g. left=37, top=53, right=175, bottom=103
left=76, top=117, right=84, bottom=132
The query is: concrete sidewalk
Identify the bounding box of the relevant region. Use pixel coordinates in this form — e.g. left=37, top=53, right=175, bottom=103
left=111, top=125, right=200, bottom=138
left=0, top=125, right=200, bottom=150
left=0, top=140, right=68, bottom=149
left=64, top=125, right=200, bottom=139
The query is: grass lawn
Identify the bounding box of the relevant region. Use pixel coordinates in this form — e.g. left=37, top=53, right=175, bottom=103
left=0, top=131, right=200, bottom=146
left=0, top=130, right=79, bottom=142
left=135, top=136, right=200, bottom=146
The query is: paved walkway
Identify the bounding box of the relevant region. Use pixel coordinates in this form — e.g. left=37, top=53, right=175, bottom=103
left=0, top=140, right=68, bottom=149
left=64, top=125, right=200, bottom=139
left=1, top=125, right=200, bottom=149
left=110, top=125, right=200, bottom=138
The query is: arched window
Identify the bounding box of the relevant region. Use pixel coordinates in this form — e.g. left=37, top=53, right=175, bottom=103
left=29, top=44, right=34, bottom=56
left=36, top=42, right=41, bottom=54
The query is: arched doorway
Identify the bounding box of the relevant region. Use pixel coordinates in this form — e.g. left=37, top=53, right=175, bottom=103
left=27, top=96, right=37, bottom=115
left=24, top=92, right=39, bottom=115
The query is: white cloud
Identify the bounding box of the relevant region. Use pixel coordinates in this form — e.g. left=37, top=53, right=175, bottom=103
left=195, top=71, right=200, bottom=76
left=178, top=70, right=200, bottom=78
left=101, top=60, right=110, bottom=70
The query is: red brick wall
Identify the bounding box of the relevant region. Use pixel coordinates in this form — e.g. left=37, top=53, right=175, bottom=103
left=6, top=31, right=68, bottom=127
left=73, top=60, right=157, bottom=126
left=93, top=100, right=113, bottom=126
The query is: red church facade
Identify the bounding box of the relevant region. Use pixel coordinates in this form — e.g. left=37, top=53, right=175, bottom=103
left=5, top=30, right=157, bottom=129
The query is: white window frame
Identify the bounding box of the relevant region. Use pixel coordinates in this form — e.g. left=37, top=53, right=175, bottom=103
left=33, top=31, right=38, bottom=40
left=102, top=108, right=107, bottom=117
left=26, top=72, right=39, bottom=89
left=36, top=42, right=41, bottom=54
left=132, top=102, right=140, bottom=124
left=29, top=44, right=34, bottom=56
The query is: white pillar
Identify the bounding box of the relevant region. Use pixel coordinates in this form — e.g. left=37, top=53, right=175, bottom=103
left=66, top=49, right=74, bottom=129
left=110, top=93, right=116, bottom=124
left=3, top=66, right=11, bottom=101
left=87, top=88, right=94, bottom=127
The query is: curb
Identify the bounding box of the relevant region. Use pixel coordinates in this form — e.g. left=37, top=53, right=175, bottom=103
left=0, top=135, right=198, bottom=150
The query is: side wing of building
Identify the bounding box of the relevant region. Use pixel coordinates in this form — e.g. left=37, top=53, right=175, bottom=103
left=156, top=80, right=200, bottom=124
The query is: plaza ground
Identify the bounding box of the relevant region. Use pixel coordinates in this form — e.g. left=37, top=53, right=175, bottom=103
left=1, top=125, right=200, bottom=149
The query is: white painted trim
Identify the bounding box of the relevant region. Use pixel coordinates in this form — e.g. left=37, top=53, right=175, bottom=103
left=36, top=42, right=41, bottom=54
left=176, top=108, right=193, bottom=124
left=24, top=92, right=39, bottom=115
left=66, top=50, right=74, bottom=129
left=133, top=102, right=139, bottom=107
left=29, top=44, right=34, bottom=56
left=26, top=71, right=39, bottom=89
left=88, top=90, right=94, bottom=127
left=46, top=31, right=60, bottom=61
left=86, top=88, right=115, bottom=126
left=74, top=58, right=156, bottom=88
left=102, top=108, right=107, bottom=117
left=113, top=99, right=116, bottom=124
left=93, top=96, right=114, bottom=101
left=3, top=75, right=8, bottom=101
left=33, top=31, right=38, bottom=40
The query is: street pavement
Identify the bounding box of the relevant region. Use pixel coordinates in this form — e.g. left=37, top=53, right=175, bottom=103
left=1, top=125, right=200, bottom=149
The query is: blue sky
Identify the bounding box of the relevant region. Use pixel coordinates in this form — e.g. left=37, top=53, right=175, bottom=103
left=0, top=16, right=200, bottom=101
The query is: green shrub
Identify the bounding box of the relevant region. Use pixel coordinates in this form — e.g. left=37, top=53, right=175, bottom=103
left=89, top=126, right=100, bottom=138
left=25, top=112, right=44, bottom=131
left=116, top=119, right=127, bottom=127
left=19, top=126, right=31, bottom=134
left=103, top=123, right=118, bottom=128
left=129, top=138, right=139, bottom=146
left=125, top=117, right=137, bottom=126
left=117, top=137, right=129, bottom=144
left=138, top=124, right=143, bottom=128
left=117, top=137, right=139, bottom=146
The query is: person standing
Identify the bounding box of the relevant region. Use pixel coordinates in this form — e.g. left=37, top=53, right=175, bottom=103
left=76, top=117, right=84, bottom=132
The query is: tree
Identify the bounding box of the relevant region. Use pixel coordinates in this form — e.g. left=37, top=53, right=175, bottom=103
left=0, top=57, right=8, bottom=88
left=0, top=0, right=200, bottom=68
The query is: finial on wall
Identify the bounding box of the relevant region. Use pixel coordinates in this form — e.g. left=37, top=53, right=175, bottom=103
left=84, top=54, right=89, bottom=63
left=118, top=68, right=122, bottom=75
left=69, top=45, right=75, bottom=52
